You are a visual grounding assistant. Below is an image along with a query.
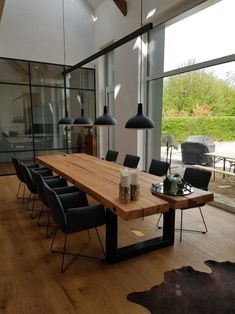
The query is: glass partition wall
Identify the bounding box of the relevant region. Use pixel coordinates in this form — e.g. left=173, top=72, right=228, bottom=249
left=0, top=57, right=96, bottom=175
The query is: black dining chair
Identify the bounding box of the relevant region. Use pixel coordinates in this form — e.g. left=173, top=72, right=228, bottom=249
left=148, top=159, right=170, bottom=176
left=156, top=167, right=212, bottom=242
left=43, top=182, right=106, bottom=272
left=12, top=157, right=51, bottom=201
left=123, top=154, right=140, bottom=168
left=20, top=162, right=57, bottom=218
left=105, top=150, right=119, bottom=162
left=31, top=170, right=81, bottom=235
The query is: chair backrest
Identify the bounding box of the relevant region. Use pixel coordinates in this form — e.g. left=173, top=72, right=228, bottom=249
left=12, top=157, right=25, bottom=183
left=105, top=150, right=119, bottom=162
left=183, top=167, right=211, bottom=191
left=123, top=154, right=140, bottom=168
left=20, top=162, right=37, bottom=194
left=43, top=181, right=66, bottom=232
left=31, top=170, right=49, bottom=207
left=148, top=159, right=170, bottom=176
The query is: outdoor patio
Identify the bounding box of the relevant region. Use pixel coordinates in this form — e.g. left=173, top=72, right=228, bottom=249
left=161, top=141, right=235, bottom=209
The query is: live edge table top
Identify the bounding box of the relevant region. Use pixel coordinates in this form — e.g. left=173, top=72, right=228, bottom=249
left=36, top=153, right=214, bottom=220
left=36, top=153, right=169, bottom=220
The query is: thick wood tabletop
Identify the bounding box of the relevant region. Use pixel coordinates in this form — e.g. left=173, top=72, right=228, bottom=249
left=36, top=153, right=169, bottom=220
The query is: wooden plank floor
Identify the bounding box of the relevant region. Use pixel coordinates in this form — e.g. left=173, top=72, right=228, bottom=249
left=0, top=175, right=235, bottom=314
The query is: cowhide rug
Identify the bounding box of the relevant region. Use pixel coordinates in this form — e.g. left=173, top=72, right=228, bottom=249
left=127, top=260, right=235, bottom=314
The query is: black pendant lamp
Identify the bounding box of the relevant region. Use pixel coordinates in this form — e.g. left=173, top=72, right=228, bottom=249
left=94, top=105, right=117, bottom=126
left=94, top=84, right=117, bottom=126
left=73, top=92, right=93, bottom=126
left=58, top=110, right=73, bottom=124
left=125, top=103, right=154, bottom=129
left=74, top=108, right=93, bottom=125
left=125, top=0, right=155, bottom=130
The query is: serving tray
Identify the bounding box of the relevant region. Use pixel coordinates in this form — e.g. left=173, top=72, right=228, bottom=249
left=151, top=182, right=193, bottom=196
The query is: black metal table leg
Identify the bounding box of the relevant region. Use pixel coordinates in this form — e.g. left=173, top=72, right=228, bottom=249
left=162, top=209, right=175, bottom=244
left=105, top=208, right=118, bottom=263
left=105, top=208, right=175, bottom=264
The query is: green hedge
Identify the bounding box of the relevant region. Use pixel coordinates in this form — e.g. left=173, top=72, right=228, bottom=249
left=162, top=116, right=235, bottom=142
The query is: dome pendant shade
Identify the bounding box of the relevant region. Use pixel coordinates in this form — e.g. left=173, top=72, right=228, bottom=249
left=58, top=110, right=73, bottom=124
left=94, top=105, right=117, bottom=126
left=125, top=103, right=155, bottom=129
left=73, top=108, right=93, bottom=125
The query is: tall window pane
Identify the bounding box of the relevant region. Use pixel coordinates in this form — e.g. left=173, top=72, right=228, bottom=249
left=31, top=86, right=65, bottom=150
left=30, top=63, right=64, bottom=87
left=164, top=0, right=235, bottom=72
left=0, top=59, right=29, bottom=84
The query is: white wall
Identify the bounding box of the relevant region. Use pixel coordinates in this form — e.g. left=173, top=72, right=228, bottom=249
left=95, top=0, right=140, bottom=164
left=94, top=0, right=208, bottom=167
left=0, top=0, right=95, bottom=65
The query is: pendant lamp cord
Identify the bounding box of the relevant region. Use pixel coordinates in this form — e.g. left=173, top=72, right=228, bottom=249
left=139, top=0, right=143, bottom=103
left=62, top=0, right=68, bottom=118
left=62, top=0, right=66, bottom=66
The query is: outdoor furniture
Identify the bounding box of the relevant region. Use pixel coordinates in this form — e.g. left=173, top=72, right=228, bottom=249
left=181, top=135, right=215, bottom=166
left=204, top=152, right=235, bottom=178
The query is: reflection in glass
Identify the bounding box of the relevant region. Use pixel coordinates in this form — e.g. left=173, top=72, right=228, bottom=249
left=0, top=59, right=29, bottom=84
left=66, top=89, right=95, bottom=123
left=66, top=68, right=95, bottom=90
left=31, top=86, right=66, bottom=150
left=0, top=84, right=33, bottom=155
left=0, top=151, right=34, bottom=175
left=30, top=63, right=64, bottom=87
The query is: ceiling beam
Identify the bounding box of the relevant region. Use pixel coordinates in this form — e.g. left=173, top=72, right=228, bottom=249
left=0, top=0, right=5, bottom=21
left=63, top=23, right=153, bottom=74
left=113, top=0, right=127, bottom=16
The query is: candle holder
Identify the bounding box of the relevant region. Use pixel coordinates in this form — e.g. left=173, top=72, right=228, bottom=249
left=131, top=184, right=140, bottom=201
left=119, top=184, right=131, bottom=203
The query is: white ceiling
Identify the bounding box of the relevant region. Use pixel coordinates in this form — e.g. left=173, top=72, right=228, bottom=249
left=86, top=0, right=104, bottom=10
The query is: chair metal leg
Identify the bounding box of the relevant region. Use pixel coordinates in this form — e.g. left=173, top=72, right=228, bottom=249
left=175, top=207, right=208, bottom=239
left=30, top=195, right=36, bottom=219
left=87, top=229, right=91, bottom=242
left=46, top=211, right=52, bottom=238
left=50, top=227, right=58, bottom=252
left=26, top=193, right=31, bottom=210
left=50, top=227, right=105, bottom=272
left=16, top=181, right=22, bottom=199
left=37, top=203, right=44, bottom=226
left=95, top=227, right=105, bottom=257
left=22, top=184, right=26, bottom=204
left=199, top=207, right=208, bottom=234
left=61, top=234, right=68, bottom=273
left=156, top=213, right=163, bottom=229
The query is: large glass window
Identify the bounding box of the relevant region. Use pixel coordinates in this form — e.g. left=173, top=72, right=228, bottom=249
left=164, top=0, right=235, bottom=72
left=147, top=0, right=235, bottom=208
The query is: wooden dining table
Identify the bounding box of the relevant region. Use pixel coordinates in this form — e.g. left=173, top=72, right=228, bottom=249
left=37, top=153, right=214, bottom=263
